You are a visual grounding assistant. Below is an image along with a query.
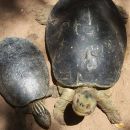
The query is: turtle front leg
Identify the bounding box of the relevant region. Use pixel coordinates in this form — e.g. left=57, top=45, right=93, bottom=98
left=95, top=89, right=124, bottom=128
left=53, top=88, right=75, bottom=125
left=46, top=84, right=59, bottom=98
left=29, top=99, right=51, bottom=129
left=35, top=5, right=53, bottom=25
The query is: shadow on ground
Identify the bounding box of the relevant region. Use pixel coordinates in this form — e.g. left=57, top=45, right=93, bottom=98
left=0, top=0, right=19, bottom=10
left=64, top=103, right=84, bottom=125
left=0, top=0, right=22, bottom=20
left=4, top=108, right=28, bottom=130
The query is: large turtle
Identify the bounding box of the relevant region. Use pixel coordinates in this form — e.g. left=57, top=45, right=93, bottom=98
left=35, top=0, right=127, bottom=128
left=0, top=37, right=53, bottom=129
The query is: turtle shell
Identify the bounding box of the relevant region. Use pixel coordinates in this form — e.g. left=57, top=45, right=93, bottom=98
left=0, top=38, right=49, bottom=106
left=46, top=0, right=127, bottom=88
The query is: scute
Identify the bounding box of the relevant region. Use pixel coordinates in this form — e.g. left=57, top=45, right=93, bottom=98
left=0, top=38, right=49, bottom=106
left=46, top=0, right=127, bottom=88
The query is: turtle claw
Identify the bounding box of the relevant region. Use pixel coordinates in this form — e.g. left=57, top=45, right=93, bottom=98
left=31, top=100, right=51, bottom=129
left=115, top=123, right=125, bottom=128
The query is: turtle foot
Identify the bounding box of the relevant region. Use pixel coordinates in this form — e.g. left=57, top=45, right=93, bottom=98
left=31, top=100, right=51, bottom=129
left=106, top=109, right=122, bottom=124
left=53, top=107, right=66, bottom=125
left=53, top=88, right=75, bottom=125
left=92, top=89, right=123, bottom=125
left=46, top=84, right=59, bottom=98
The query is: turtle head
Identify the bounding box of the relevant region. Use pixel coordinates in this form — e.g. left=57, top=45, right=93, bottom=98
left=72, top=91, right=97, bottom=116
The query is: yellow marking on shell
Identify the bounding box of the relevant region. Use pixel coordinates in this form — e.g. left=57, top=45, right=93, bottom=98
left=115, top=123, right=125, bottom=128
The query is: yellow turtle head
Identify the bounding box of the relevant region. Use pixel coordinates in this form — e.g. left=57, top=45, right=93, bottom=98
left=72, top=91, right=97, bottom=116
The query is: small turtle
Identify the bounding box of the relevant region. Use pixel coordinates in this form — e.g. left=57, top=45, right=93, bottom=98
left=0, top=37, right=53, bottom=129
left=35, top=0, right=127, bottom=128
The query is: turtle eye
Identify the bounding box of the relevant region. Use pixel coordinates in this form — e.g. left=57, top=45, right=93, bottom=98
left=86, top=104, right=90, bottom=109
left=80, top=103, right=84, bottom=107
left=77, top=99, right=79, bottom=103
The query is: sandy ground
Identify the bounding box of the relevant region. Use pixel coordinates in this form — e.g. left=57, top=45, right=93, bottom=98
left=0, top=0, right=130, bottom=130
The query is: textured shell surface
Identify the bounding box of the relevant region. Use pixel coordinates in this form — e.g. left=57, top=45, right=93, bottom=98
left=46, top=0, right=127, bottom=88
left=0, top=38, right=49, bottom=106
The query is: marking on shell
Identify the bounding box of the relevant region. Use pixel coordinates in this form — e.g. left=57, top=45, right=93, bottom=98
left=96, top=25, right=99, bottom=32
left=75, top=22, right=81, bottom=36
left=84, top=45, right=104, bottom=71
left=88, top=8, right=92, bottom=26
left=62, top=22, right=70, bottom=28
left=81, top=35, right=85, bottom=41
left=59, top=71, right=72, bottom=80
left=108, top=40, right=112, bottom=49
left=76, top=72, right=83, bottom=85
left=49, top=16, right=59, bottom=26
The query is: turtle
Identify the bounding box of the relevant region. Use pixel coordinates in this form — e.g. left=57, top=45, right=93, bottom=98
left=0, top=37, right=54, bottom=129
left=35, top=0, right=128, bottom=128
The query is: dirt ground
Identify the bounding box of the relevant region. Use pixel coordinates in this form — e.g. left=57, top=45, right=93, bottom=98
left=0, top=0, right=130, bottom=130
